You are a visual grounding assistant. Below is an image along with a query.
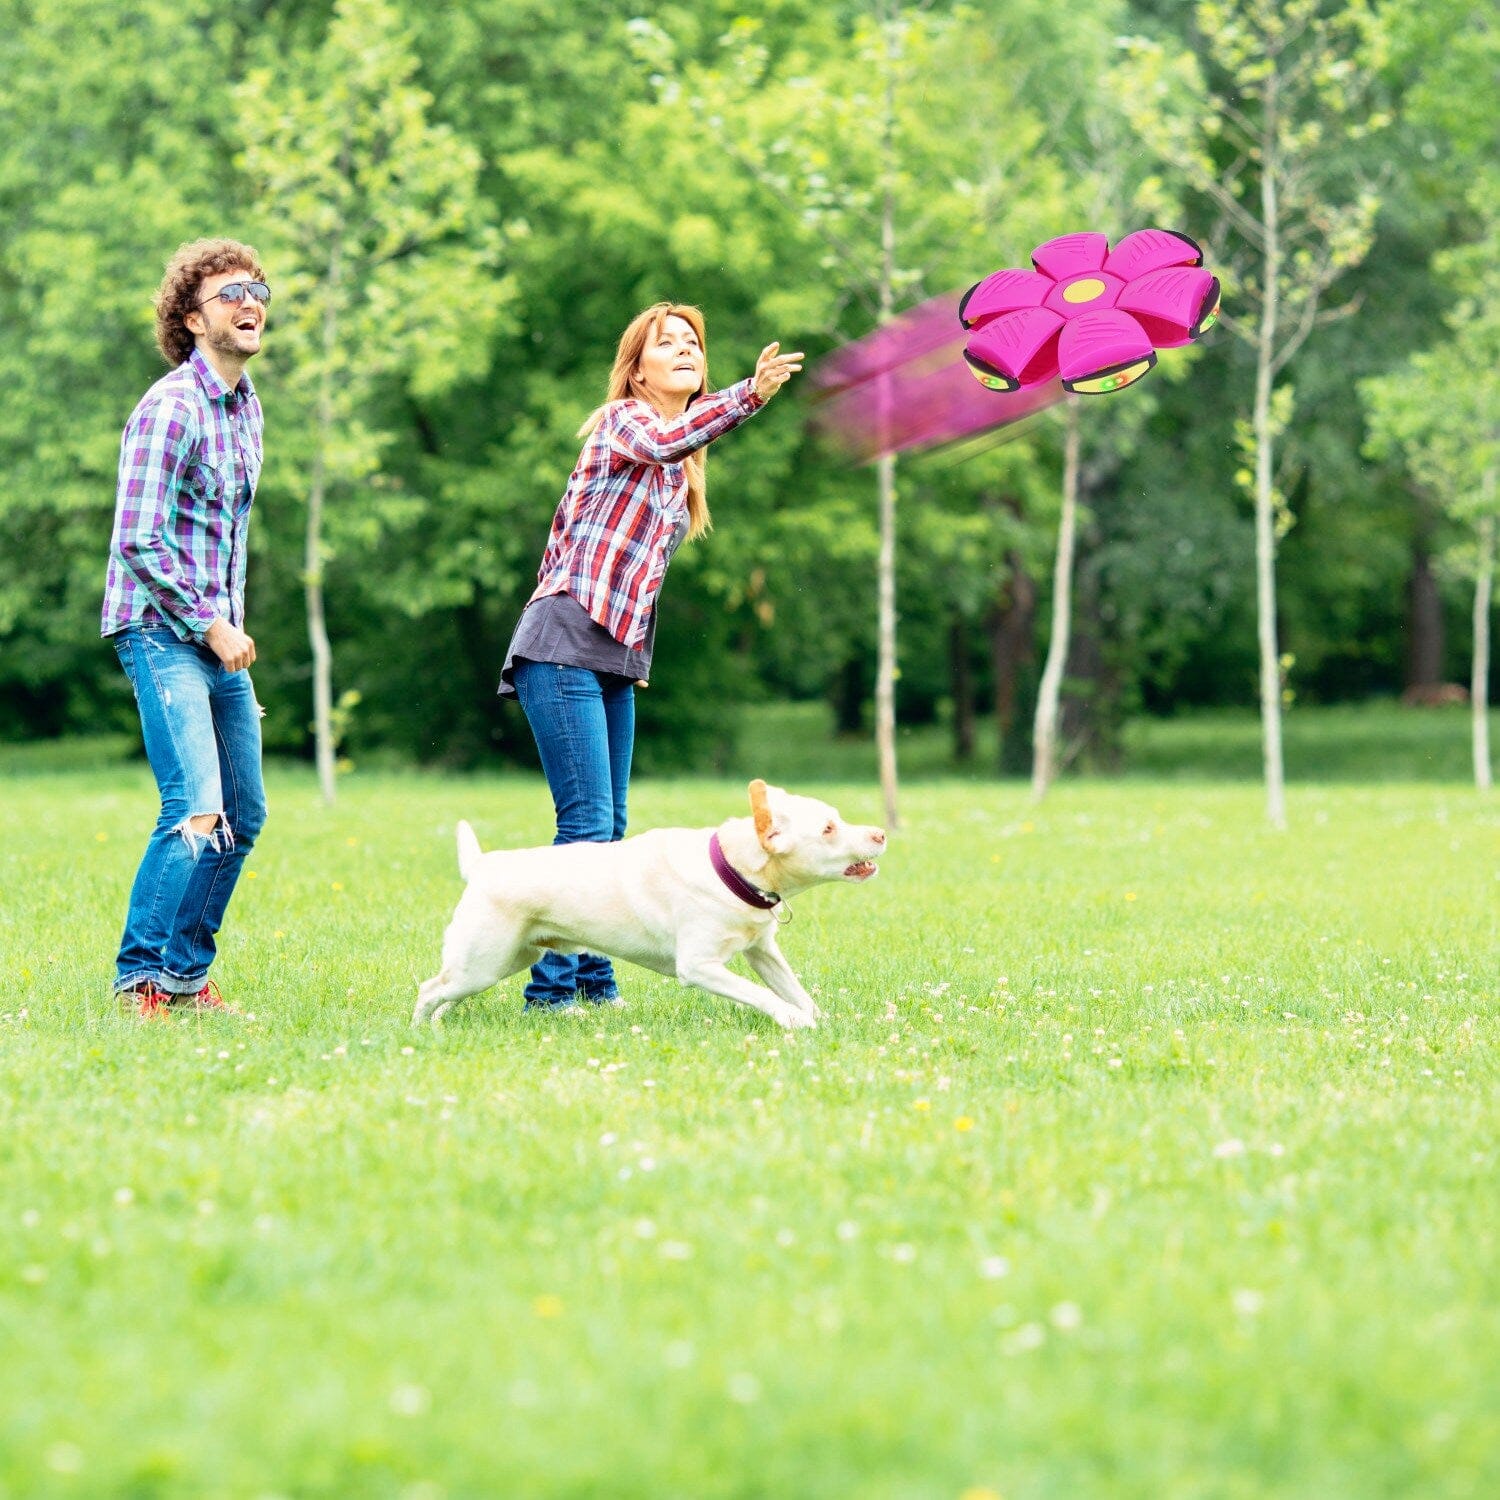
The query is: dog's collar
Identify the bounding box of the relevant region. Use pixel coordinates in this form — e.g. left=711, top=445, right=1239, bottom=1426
left=709, top=831, right=781, bottom=910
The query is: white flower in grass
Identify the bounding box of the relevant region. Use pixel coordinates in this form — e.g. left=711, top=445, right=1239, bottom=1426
left=1002, top=1322, right=1046, bottom=1355
left=389, top=1383, right=430, bottom=1417
left=659, top=1240, right=693, bottom=1261
left=979, top=1256, right=1010, bottom=1279
left=727, top=1373, right=761, bottom=1404
left=891, top=1243, right=917, bottom=1264
left=113, top=1187, right=134, bottom=1207
left=1050, top=1301, right=1083, bottom=1331
left=1213, top=1139, right=1247, bottom=1159
left=775, top=1228, right=796, bottom=1247
left=663, top=1340, right=695, bottom=1369
left=45, top=1443, right=84, bottom=1474
left=633, top=1218, right=657, bottom=1239
left=1232, top=1288, right=1265, bottom=1316
left=836, top=1220, right=859, bottom=1241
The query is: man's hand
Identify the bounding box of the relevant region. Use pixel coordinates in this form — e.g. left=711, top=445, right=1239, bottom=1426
left=204, top=617, right=256, bottom=672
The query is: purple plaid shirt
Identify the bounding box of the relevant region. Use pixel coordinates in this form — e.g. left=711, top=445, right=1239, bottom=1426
left=101, top=348, right=263, bottom=641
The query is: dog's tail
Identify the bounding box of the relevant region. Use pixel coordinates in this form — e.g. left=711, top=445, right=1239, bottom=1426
left=455, top=819, right=483, bottom=882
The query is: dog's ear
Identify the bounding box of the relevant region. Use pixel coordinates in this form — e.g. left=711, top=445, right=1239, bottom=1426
left=749, top=778, right=792, bottom=853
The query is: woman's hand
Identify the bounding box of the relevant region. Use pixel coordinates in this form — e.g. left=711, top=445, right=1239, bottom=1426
left=752, top=342, right=805, bottom=401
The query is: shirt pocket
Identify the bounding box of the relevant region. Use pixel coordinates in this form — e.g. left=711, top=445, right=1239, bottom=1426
left=183, top=449, right=235, bottom=512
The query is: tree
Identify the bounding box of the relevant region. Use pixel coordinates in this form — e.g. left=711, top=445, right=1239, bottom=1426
left=235, top=0, right=507, bottom=802
left=625, top=1, right=1094, bottom=816
left=1364, top=205, right=1500, bottom=791
left=1031, top=402, right=1081, bottom=798
left=1120, top=0, right=1390, bottom=826
left=0, top=0, right=242, bottom=732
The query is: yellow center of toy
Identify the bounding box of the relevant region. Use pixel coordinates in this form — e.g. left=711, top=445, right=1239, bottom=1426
left=1063, top=277, right=1107, bottom=304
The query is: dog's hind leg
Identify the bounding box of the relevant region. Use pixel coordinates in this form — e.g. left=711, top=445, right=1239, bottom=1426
left=413, top=907, right=538, bottom=1026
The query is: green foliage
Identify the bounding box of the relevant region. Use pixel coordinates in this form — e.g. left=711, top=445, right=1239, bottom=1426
left=1363, top=198, right=1500, bottom=531
left=235, top=0, right=509, bottom=554
left=0, top=0, right=1492, bottom=757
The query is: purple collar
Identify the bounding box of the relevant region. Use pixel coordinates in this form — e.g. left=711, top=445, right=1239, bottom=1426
left=709, top=832, right=780, bottom=909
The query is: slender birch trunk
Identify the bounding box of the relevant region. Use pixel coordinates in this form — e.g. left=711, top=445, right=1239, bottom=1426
left=1032, top=400, right=1081, bottom=801
left=1473, top=483, right=1495, bottom=792
left=875, top=450, right=899, bottom=827
left=307, top=239, right=341, bottom=806
left=1253, top=79, right=1288, bottom=830
left=872, top=19, right=900, bottom=830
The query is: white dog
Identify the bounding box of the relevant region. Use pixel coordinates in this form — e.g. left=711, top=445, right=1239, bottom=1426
left=413, top=780, right=885, bottom=1030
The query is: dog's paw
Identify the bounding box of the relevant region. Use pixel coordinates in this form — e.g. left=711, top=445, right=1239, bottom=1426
left=781, top=1007, right=817, bottom=1031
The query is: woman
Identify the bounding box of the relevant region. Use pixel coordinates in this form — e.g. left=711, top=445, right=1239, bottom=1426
left=498, top=302, right=802, bottom=1012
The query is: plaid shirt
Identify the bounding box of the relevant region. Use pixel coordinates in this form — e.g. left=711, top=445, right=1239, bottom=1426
left=101, top=348, right=263, bottom=641
left=529, top=379, right=763, bottom=648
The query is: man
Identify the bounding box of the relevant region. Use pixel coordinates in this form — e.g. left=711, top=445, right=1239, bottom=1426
left=101, top=238, right=270, bottom=1018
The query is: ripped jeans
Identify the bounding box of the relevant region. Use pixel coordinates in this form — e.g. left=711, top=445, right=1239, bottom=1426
left=111, top=626, right=267, bottom=995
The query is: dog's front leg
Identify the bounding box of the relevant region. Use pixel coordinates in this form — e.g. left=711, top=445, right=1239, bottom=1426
left=676, top=957, right=814, bottom=1030
left=743, top=938, right=821, bottom=1020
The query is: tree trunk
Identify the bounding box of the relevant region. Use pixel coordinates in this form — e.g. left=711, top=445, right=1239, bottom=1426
left=1032, top=400, right=1081, bottom=802
left=1405, top=529, right=1445, bottom=691
left=1253, top=81, right=1288, bottom=829
left=307, top=245, right=341, bottom=806
left=949, top=615, right=975, bottom=762
left=872, top=37, right=900, bottom=830
left=990, top=551, right=1037, bottom=775
left=1474, top=490, right=1495, bottom=793
left=832, top=658, right=865, bottom=735
left=875, top=449, right=899, bottom=827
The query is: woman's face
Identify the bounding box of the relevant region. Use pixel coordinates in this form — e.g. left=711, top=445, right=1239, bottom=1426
left=634, top=314, right=705, bottom=406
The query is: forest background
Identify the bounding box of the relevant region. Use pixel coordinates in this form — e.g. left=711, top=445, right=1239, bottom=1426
left=0, top=0, right=1493, bottom=780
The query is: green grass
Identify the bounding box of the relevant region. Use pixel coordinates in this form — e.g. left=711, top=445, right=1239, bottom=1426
left=1, top=720, right=1496, bottom=1498
left=725, top=699, right=1500, bottom=784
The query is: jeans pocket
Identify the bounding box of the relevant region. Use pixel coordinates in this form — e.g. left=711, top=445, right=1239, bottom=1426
left=114, top=640, right=141, bottom=699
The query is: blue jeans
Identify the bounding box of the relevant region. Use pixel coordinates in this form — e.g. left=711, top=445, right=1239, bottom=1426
left=511, top=660, right=634, bottom=1007
left=112, top=627, right=267, bottom=994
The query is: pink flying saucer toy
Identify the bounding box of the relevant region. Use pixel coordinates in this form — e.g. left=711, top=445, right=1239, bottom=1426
left=960, top=228, right=1221, bottom=395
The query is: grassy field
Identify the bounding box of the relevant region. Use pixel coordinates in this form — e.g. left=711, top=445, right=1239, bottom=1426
left=1, top=712, right=1496, bottom=1498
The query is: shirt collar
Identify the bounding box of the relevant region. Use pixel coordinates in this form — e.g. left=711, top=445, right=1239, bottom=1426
left=187, top=347, right=255, bottom=410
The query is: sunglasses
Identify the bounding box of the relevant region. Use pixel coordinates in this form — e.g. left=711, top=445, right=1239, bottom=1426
left=195, top=281, right=271, bottom=310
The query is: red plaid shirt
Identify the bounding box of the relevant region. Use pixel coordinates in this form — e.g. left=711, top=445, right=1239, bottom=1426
left=529, top=380, right=764, bottom=647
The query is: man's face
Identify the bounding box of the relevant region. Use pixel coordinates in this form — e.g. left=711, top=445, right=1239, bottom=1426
left=186, top=268, right=266, bottom=363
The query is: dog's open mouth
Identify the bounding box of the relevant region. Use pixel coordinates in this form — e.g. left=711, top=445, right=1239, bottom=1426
left=844, top=860, right=879, bottom=880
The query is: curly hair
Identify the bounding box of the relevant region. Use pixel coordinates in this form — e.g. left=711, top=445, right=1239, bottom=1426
left=153, top=238, right=265, bottom=367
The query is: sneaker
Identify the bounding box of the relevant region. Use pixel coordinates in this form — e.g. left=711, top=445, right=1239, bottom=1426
left=120, top=982, right=174, bottom=1021
left=178, top=980, right=239, bottom=1014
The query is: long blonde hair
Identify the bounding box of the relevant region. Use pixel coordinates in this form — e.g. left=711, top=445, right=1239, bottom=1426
left=578, top=302, right=713, bottom=539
